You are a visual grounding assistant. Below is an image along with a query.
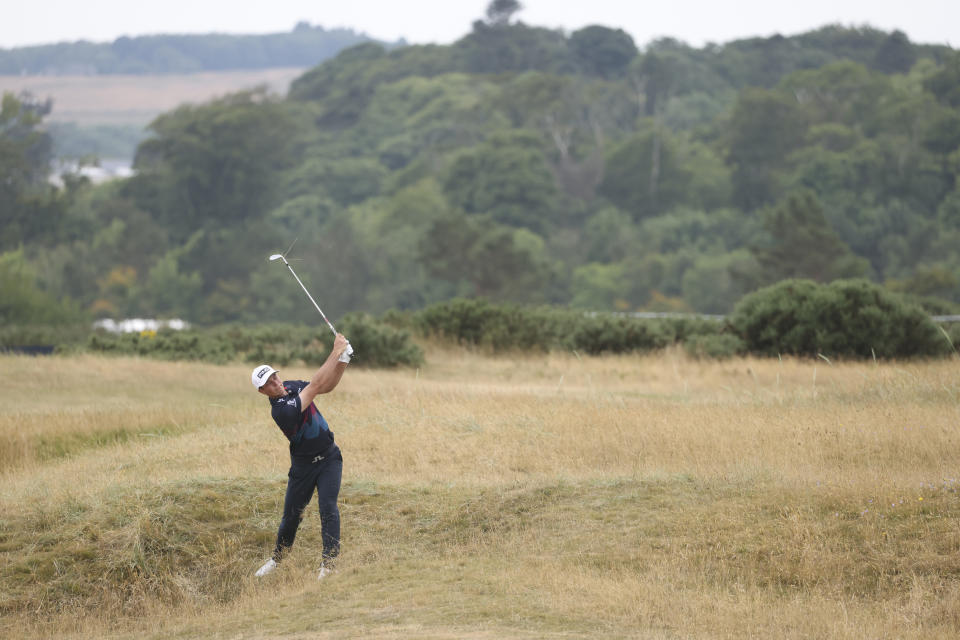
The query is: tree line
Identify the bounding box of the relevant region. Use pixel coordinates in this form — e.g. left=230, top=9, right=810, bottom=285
left=0, top=23, right=390, bottom=74
left=2, top=4, right=960, bottom=331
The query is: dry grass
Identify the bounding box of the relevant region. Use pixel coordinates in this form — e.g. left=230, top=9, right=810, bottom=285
left=1, top=347, right=959, bottom=638
left=0, top=69, right=304, bottom=125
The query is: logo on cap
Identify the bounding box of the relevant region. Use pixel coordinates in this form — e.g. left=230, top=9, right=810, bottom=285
left=257, top=367, right=269, bottom=379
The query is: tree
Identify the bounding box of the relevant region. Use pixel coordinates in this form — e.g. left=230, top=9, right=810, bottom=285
left=281, top=156, right=388, bottom=207
left=456, top=23, right=574, bottom=75
left=0, top=92, right=63, bottom=250
left=681, top=250, right=758, bottom=314
left=442, top=131, right=559, bottom=232
left=485, top=0, right=522, bottom=25
left=924, top=52, right=960, bottom=107
left=493, top=73, right=621, bottom=201
left=714, top=33, right=834, bottom=89
left=569, top=26, right=637, bottom=78
left=420, top=213, right=554, bottom=302
left=632, top=52, right=675, bottom=116
left=287, top=42, right=389, bottom=126
left=140, top=235, right=204, bottom=317
left=597, top=125, right=691, bottom=219
left=569, top=262, right=628, bottom=310
left=751, top=190, right=869, bottom=284
left=872, top=30, right=916, bottom=74
left=726, top=88, right=807, bottom=210
left=350, top=179, right=454, bottom=311
left=0, top=249, right=85, bottom=324
left=127, top=88, right=299, bottom=237
left=779, top=61, right=891, bottom=127
left=581, top=207, right=637, bottom=263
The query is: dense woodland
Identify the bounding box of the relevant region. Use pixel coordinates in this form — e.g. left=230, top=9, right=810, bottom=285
left=3, top=4, right=960, bottom=328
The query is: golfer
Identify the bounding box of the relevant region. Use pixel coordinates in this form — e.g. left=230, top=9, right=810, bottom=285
left=251, top=332, right=352, bottom=579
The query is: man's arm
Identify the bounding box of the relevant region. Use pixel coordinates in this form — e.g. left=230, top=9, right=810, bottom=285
left=298, top=333, right=350, bottom=410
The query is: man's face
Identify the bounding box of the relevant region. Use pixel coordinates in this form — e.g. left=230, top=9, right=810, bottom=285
left=258, top=372, right=286, bottom=397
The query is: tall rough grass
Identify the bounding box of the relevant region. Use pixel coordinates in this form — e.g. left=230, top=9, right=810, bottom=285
left=1, top=348, right=959, bottom=638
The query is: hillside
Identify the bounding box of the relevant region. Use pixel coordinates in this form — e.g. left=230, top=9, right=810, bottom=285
left=2, top=17, right=960, bottom=323
left=0, top=22, right=395, bottom=74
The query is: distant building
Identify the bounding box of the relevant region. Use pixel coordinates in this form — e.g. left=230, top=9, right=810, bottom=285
left=93, top=318, right=190, bottom=333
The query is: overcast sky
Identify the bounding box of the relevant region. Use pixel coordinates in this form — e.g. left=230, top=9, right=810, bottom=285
left=3, top=0, right=958, bottom=50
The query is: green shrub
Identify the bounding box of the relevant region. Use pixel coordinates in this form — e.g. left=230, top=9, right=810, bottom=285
left=338, top=312, right=424, bottom=368
left=379, top=308, right=417, bottom=331
left=568, top=314, right=673, bottom=355
left=83, top=318, right=423, bottom=368
left=86, top=330, right=235, bottom=364
left=729, top=279, right=950, bottom=359
left=0, top=324, right=89, bottom=351
left=415, top=298, right=569, bottom=352
left=414, top=299, right=727, bottom=356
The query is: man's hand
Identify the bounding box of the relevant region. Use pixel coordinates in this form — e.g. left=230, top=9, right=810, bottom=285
left=333, top=333, right=352, bottom=363
left=299, top=333, right=351, bottom=407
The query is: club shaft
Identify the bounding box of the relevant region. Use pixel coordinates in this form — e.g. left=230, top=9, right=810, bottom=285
left=284, top=263, right=337, bottom=336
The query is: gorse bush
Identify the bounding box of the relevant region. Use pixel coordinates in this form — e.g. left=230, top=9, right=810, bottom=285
left=415, top=291, right=953, bottom=359
left=0, top=324, right=89, bottom=351
left=570, top=314, right=673, bottom=355
left=414, top=298, right=730, bottom=354
left=25, top=286, right=958, bottom=365
left=87, top=330, right=236, bottom=364
left=85, top=318, right=424, bottom=368
left=337, top=312, right=425, bottom=368
left=415, top=298, right=569, bottom=351
left=729, top=279, right=950, bottom=359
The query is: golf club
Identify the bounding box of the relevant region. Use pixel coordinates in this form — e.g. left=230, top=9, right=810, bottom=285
left=269, top=253, right=338, bottom=337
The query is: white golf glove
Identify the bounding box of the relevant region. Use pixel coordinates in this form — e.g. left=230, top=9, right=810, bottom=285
left=338, top=341, right=353, bottom=363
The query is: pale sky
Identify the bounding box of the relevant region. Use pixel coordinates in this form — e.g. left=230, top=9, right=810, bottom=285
left=2, top=0, right=957, bottom=50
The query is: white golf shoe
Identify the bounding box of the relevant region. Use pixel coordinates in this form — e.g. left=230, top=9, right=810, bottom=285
left=255, top=558, right=278, bottom=577
left=317, top=563, right=334, bottom=580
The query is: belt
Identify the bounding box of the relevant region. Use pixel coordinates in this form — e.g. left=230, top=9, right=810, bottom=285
left=292, top=445, right=337, bottom=465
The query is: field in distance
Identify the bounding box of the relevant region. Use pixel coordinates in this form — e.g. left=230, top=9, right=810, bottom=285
left=1, top=347, right=959, bottom=639
left=0, top=68, right=305, bottom=126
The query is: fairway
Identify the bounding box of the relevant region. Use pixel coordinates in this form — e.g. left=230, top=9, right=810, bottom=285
left=1, top=348, right=959, bottom=638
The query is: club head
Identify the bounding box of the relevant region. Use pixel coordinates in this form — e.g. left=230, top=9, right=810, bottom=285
left=268, top=254, right=285, bottom=263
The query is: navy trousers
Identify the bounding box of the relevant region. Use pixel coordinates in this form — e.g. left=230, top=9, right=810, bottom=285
left=273, top=447, right=342, bottom=563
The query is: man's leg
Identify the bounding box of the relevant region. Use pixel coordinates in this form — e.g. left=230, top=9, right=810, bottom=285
left=273, top=462, right=316, bottom=561
left=315, top=450, right=343, bottom=563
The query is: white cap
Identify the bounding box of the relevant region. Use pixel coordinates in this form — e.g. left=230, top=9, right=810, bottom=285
left=251, top=364, right=278, bottom=389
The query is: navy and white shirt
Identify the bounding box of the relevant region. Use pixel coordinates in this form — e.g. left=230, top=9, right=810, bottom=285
left=269, top=380, right=336, bottom=460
